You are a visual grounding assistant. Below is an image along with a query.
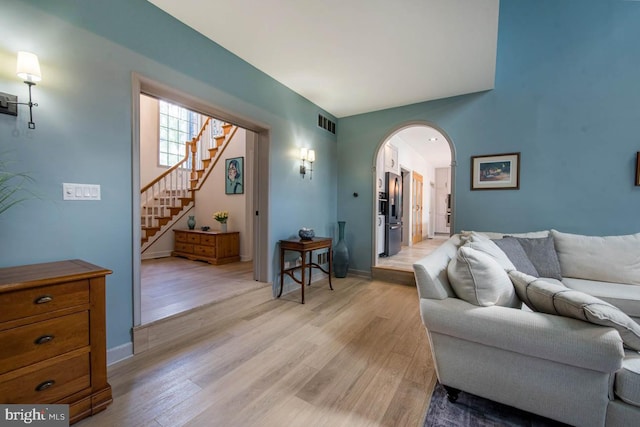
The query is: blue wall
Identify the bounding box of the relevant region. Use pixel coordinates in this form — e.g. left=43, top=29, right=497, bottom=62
left=3, top=0, right=639, bottom=352
left=337, top=0, right=640, bottom=273
left=0, top=0, right=337, bottom=350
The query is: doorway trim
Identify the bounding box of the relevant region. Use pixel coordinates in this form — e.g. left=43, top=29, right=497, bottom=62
left=131, top=73, right=270, bottom=328
left=371, top=120, right=457, bottom=270
left=411, top=170, right=424, bottom=244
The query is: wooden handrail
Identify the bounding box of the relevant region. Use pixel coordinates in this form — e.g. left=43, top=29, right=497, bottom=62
left=140, top=118, right=211, bottom=194
left=194, top=117, right=211, bottom=142
left=140, top=117, right=237, bottom=250
left=195, top=125, right=239, bottom=190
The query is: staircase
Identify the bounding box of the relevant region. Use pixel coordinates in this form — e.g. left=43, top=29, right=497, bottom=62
left=141, top=119, right=237, bottom=252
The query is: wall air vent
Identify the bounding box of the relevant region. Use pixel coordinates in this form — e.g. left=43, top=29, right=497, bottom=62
left=318, top=114, right=336, bottom=135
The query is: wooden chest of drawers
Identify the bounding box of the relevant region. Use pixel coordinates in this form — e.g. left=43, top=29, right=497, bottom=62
left=172, top=229, right=240, bottom=265
left=0, top=260, right=112, bottom=424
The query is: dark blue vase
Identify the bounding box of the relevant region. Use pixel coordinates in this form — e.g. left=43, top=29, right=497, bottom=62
left=334, top=221, right=349, bottom=278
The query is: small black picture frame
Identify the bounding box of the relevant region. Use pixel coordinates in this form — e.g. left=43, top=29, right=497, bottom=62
left=636, top=152, right=640, bottom=186
left=471, top=152, right=521, bottom=191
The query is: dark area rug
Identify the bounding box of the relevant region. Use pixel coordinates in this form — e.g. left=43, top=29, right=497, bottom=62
left=424, top=383, right=571, bottom=427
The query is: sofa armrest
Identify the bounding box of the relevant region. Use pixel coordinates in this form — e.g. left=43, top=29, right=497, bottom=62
left=420, top=298, right=625, bottom=373
left=412, top=235, right=460, bottom=300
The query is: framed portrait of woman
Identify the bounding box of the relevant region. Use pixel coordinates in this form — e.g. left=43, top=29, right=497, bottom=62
left=225, top=157, right=244, bottom=194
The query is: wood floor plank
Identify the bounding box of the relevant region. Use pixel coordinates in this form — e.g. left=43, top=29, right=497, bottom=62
left=379, top=378, right=429, bottom=427
left=223, top=363, right=320, bottom=427
left=77, top=277, right=435, bottom=427
left=404, top=331, right=435, bottom=387
left=141, top=258, right=263, bottom=324
left=338, top=351, right=412, bottom=427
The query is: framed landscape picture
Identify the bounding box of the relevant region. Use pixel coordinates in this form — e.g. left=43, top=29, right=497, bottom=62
left=225, top=157, right=244, bottom=194
left=471, top=152, right=520, bottom=190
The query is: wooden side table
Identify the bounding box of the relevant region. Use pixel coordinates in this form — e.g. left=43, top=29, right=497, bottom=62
left=278, top=238, right=333, bottom=304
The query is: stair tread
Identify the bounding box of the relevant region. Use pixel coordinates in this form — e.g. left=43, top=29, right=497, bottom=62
left=142, top=123, right=235, bottom=250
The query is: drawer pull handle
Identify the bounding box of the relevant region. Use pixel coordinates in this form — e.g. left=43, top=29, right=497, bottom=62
left=34, top=295, right=53, bottom=304
left=35, top=380, right=55, bottom=392
left=35, top=335, right=55, bottom=345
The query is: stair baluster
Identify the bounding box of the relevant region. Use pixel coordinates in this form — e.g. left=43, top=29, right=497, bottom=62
left=140, top=118, right=237, bottom=251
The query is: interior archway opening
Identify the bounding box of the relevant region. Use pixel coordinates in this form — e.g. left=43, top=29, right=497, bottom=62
left=372, top=123, right=455, bottom=274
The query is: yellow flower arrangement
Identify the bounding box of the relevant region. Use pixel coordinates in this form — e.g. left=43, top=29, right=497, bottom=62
left=213, top=211, right=229, bottom=223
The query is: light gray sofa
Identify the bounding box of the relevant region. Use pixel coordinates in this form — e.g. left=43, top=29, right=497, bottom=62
left=413, top=230, right=640, bottom=427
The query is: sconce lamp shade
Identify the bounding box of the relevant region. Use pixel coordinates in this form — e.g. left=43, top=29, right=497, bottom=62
left=16, top=52, right=41, bottom=82
left=299, top=147, right=314, bottom=179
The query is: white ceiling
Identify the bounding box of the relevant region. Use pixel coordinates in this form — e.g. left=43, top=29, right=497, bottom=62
left=147, top=0, right=500, bottom=118
left=395, top=126, right=452, bottom=168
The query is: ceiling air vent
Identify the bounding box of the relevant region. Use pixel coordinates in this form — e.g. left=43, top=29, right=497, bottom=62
left=318, top=114, right=336, bottom=135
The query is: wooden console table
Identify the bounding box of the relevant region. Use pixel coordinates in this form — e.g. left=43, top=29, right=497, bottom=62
left=172, top=229, right=240, bottom=265
left=278, top=237, right=333, bottom=304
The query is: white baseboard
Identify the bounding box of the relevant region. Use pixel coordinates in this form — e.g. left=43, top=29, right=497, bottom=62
left=107, top=342, right=133, bottom=366
left=141, top=250, right=172, bottom=260
left=241, top=255, right=253, bottom=262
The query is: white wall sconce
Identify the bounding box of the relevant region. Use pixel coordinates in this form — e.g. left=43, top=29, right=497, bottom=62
left=300, top=147, right=315, bottom=179
left=0, top=51, right=41, bottom=129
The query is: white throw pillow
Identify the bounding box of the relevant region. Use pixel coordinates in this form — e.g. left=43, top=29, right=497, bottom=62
left=509, top=271, right=640, bottom=351
left=551, top=230, right=640, bottom=285
left=447, top=246, right=520, bottom=308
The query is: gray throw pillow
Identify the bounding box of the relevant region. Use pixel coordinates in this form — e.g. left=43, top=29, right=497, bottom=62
left=509, top=271, right=640, bottom=351
left=511, top=236, right=562, bottom=280
left=493, top=237, right=539, bottom=277
left=447, top=246, right=520, bottom=308
left=465, top=236, right=516, bottom=272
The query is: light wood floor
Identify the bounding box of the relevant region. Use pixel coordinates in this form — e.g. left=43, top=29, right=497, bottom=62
left=79, top=276, right=436, bottom=427
left=141, top=257, right=265, bottom=324
left=376, top=235, right=449, bottom=271
left=142, top=236, right=449, bottom=325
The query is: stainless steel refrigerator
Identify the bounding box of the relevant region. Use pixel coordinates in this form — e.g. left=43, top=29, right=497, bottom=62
left=384, top=172, right=402, bottom=256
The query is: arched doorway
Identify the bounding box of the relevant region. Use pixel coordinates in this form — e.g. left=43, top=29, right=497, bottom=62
left=372, top=122, right=456, bottom=272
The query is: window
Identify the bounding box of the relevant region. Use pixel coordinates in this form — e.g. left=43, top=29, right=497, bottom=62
left=158, top=100, right=200, bottom=167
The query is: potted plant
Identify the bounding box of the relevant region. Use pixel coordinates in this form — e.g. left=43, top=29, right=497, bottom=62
left=0, top=154, right=34, bottom=216
left=212, top=211, right=229, bottom=232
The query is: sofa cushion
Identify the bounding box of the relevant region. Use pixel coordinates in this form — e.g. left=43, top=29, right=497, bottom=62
left=563, top=277, right=640, bottom=322
left=447, top=246, right=520, bottom=308
left=551, top=229, right=640, bottom=285
left=493, top=237, right=539, bottom=277
left=461, top=230, right=549, bottom=240
left=510, top=271, right=640, bottom=351
left=464, top=235, right=516, bottom=272
left=510, top=236, right=563, bottom=280
left=616, top=352, right=640, bottom=406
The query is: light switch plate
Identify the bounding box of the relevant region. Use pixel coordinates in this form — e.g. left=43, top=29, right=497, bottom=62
left=63, top=183, right=101, bottom=201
